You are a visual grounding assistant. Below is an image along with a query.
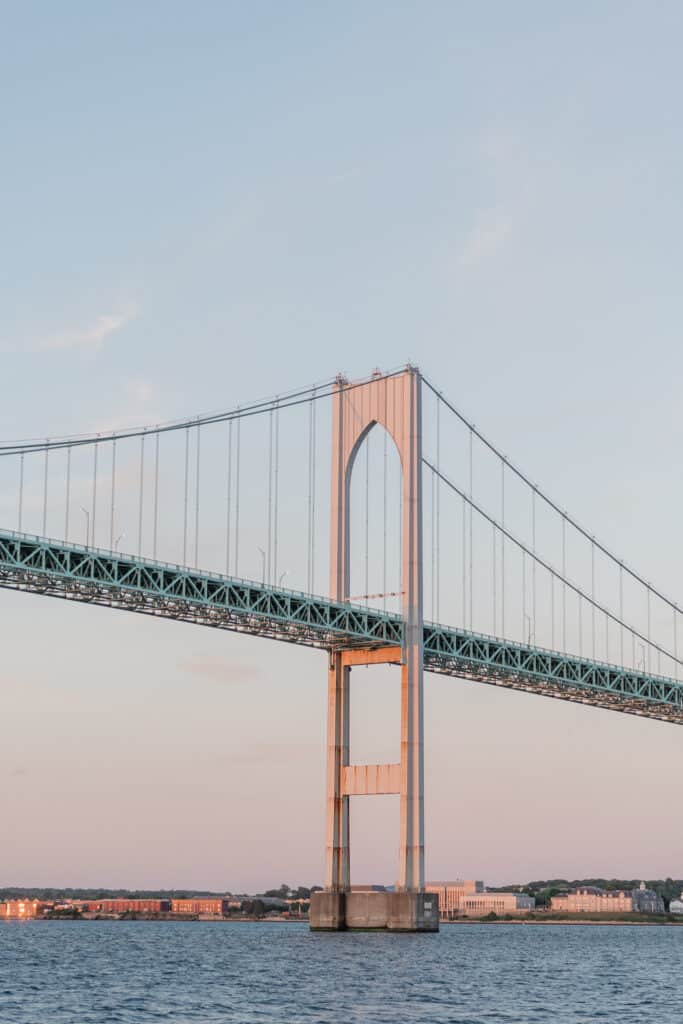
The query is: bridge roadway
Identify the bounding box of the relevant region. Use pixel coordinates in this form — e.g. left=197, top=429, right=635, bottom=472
left=1, top=529, right=682, bottom=725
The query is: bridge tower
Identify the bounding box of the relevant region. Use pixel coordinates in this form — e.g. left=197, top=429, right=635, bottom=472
left=310, top=367, right=438, bottom=931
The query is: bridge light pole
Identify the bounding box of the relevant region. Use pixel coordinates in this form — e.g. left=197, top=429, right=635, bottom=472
left=257, top=546, right=266, bottom=585
left=80, top=506, right=90, bottom=549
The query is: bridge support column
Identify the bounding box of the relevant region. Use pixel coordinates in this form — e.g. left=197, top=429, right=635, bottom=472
left=310, top=368, right=437, bottom=933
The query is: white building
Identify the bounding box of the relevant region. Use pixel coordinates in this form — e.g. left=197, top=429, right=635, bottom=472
left=669, top=894, right=683, bottom=915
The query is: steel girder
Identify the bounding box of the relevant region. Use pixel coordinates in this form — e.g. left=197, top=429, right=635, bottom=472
left=0, top=529, right=682, bottom=725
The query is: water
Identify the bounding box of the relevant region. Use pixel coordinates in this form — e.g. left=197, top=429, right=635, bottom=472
left=0, top=921, right=679, bottom=1023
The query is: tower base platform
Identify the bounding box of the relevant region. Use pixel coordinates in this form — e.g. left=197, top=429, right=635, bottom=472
left=309, top=891, right=439, bottom=932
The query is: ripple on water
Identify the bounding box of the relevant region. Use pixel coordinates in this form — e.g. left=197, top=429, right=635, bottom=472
left=0, top=922, right=681, bottom=1023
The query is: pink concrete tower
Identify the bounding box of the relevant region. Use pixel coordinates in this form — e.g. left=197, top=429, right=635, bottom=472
left=310, top=367, right=438, bottom=931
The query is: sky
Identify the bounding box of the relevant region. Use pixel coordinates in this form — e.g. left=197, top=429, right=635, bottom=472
left=3, top=1, right=683, bottom=892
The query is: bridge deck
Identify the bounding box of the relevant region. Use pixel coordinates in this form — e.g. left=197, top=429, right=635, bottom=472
left=1, top=529, right=681, bottom=725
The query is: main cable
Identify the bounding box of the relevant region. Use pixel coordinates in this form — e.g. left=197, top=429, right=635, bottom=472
left=421, top=373, right=681, bottom=619
left=422, top=458, right=683, bottom=672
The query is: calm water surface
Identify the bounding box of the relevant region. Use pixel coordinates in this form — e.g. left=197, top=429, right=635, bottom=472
left=0, top=921, right=679, bottom=1023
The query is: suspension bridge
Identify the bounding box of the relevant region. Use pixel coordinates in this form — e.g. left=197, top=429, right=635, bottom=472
left=2, top=366, right=682, bottom=930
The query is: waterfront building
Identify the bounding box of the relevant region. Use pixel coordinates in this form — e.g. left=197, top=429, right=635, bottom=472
left=632, top=882, right=665, bottom=913
left=89, top=899, right=171, bottom=915
left=425, top=881, right=484, bottom=919
left=669, top=894, right=683, bottom=915
left=458, top=892, right=535, bottom=916
left=171, top=898, right=229, bottom=916
left=550, top=884, right=664, bottom=914
left=425, top=881, right=533, bottom=918
left=0, top=900, right=45, bottom=919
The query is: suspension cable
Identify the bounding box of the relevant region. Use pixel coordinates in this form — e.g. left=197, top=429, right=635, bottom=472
left=423, top=458, right=682, bottom=671
left=0, top=369, right=411, bottom=457
left=421, top=373, right=681, bottom=618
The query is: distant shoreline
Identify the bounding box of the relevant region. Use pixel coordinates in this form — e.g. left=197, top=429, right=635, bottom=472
left=442, top=918, right=683, bottom=927
left=3, top=916, right=683, bottom=927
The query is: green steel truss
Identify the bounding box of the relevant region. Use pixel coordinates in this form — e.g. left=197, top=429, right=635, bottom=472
left=1, top=529, right=682, bottom=725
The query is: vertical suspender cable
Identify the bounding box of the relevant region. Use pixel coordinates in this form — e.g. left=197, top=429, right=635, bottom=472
left=492, top=521, right=497, bottom=634
left=619, top=563, right=624, bottom=666
left=65, top=447, right=72, bottom=542
left=383, top=409, right=387, bottom=609
left=550, top=571, right=555, bottom=649
left=267, top=409, right=273, bottom=585
left=18, top=453, right=24, bottom=532
left=235, top=411, right=241, bottom=575
left=605, top=609, right=609, bottom=662
left=469, top=429, right=473, bottom=630
left=153, top=431, right=160, bottom=561
left=109, top=441, right=116, bottom=551
left=674, top=609, right=678, bottom=680
left=591, top=541, right=596, bottom=659
left=531, top=489, right=536, bottom=641
left=436, top=396, right=441, bottom=621
left=307, top=396, right=313, bottom=592
left=226, top=419, right=233, bottom=575
left=311, top=393, right=316, bottom=594
left=522, top=550, right=527, bottom=642
left=92, top=442, right=98, bottom=549
left=501, top=461, right=505, bottom=638
left=364, top=436, right=369, bottom=601
left=579, top=594, right=583, bottom=658
left=42, top=442, right=49, bottom=536
left=647, top=587, right=651, bottom=672
left=194, top=422, right=201, bottom=568
left=562, top=516, right=567, bottom=650
left=138, top=433, right=145, bottom=557
left=430, top=465, right=435, bottom=617
left=461, top=494, right=467, bottom=628
left=183, top=427, right=189, bottom=565
left=274, top=400, right=280, bottom=587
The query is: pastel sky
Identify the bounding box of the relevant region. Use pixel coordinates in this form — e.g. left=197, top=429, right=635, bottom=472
left=3, top=2, right=683, bottom=892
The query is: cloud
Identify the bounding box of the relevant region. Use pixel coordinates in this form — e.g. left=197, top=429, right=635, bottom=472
left=39, top=307, right=137, bottom=353
left=459, top=209, right=512, bottom=268
left=179, top=655, right=263, bottom=685
left=125, top=378, right=153, bottom=404
left=10, top=767, right=27, bottom=778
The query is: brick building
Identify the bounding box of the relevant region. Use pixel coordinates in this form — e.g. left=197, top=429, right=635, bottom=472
left=89, top=899, right=171, bottom=915
left=0, top=900, right=45, bottom=919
